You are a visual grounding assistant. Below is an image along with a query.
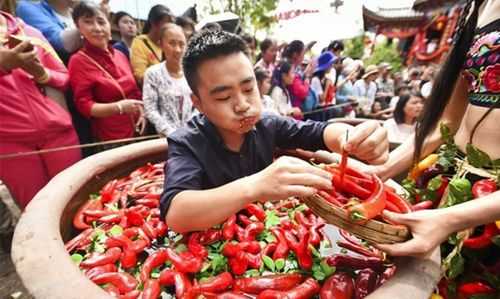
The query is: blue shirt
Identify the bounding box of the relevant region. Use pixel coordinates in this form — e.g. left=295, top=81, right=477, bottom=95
left=160, top=113, right=328, bottom=218
left=113, top=41, right=130, bottom=60
left=16, top=0, right=67, bottom=54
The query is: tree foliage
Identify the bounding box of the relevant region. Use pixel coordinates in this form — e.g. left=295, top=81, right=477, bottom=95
left=344, top=35, right=365, bottom=59
left=363, top=39, right=403, bottom=72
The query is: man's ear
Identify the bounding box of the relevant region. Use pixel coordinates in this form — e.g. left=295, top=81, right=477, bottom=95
left=191, top=93, right=202, bottom=113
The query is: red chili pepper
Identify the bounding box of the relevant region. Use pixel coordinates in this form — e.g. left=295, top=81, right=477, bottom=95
left=223, top=241, right=261, bottom=257
left=239, top=214, right=255, bottom=227
left=120, top=249, right=137, bottom=269
left=280, top=219, right=294, bottom=230
left=283, top=229, right=312, bottom=271
left=100, top=179, right=118, bottom=203
left=65, top=228, right=94, bottom=252
left=270, top=228, right=289, bottom=260
left=80, top=247, right=122, bottom=268
left=103, top=284, right=120, bottom=297
left=347, top=175, right=386, bottom=222
left=472, top=179, right=497, bottom=199
left=463, top=223, right=499, bottom=249
left=73, top=198, right=103, bottom=230
left=105, top=234, right=133, bottom=250
left=91, top=272, right=138, bottom=294
left=244, top=252, right=262, bottom=269
left=150, top=208, right=161, bottom=218
left=141, top=279, right=161, bottom=299
left=234, top=274, right=304, bottom=294
left=154, top=221, right=168, bottom=237
left=246, top=203, right=267, bottom=222
left=353, top=268, right=378, bottom=299
left=320, top=272, right=354, bottom=299
left=243, top=222, right=265, bottom=242
left=383, top=200, right=402, bottom=213
left=385, top=188, right=412, bottom=214
left=200, top=229, right=223, bottom=245
left=331, top=172, right=371, bottom=200
left=326, top=255, right=384, bottom=272
left=437, top=278, right=449, bottom=299
left=140, top=248, right=168, bottom=282
left=229, top=251, right=248, bottom=276
left=174, top=272, right=193, bottom=298
left=412, top=200, right=434, bottom=211
left=223, top=215, right=237, bottom=240
left=338, top=230, right=383, bottom=259
left=135, top=198, right=159, bottom=208
left=216, top=292, right=249, bottom=299
left=84, top=264, right=117, bottom=280
left=337, top=241, right=383, bottom=259
left=98, top=213, right=122, bottom=224
left=377, top=265, right=396, bottom=287
left=119, top=290, right=140, bottom=299
left=83, top=209, right=117, bottom=218
left=188, top=232, right=209, bottom=259
left=194, top=272, right=234, bottom=293
left=262, top=243, right=277, bottom=257
left=295, top=211, right=313, bottom=227
left=457, top=281, right=495, bottom=297
left=308, top=221, right=325, bottom=247
left=257, top=277, right=320, bottom=299
left=159, top=269, right=176, bottom=286
left=318, top=190, right=344, bottom=207
left=166, top=248, right=203, bottom=273
left=125, top=209, right=144, bottom=226
left=141, top=221, right=158, bottom=240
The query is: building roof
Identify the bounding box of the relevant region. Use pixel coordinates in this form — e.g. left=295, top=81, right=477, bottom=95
left=363, top=6, right=426, bottom=29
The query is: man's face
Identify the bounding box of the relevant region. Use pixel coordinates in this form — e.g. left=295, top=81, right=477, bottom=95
left=118, top=15, right=137, bottom=39
left=191, top=52, right=262, bottom=138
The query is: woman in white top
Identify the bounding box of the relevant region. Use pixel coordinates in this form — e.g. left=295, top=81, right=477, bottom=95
left=254, top=67, right=277, bottom=114
left=143, top=24, right=192, bottom=136
left=383, top=92, right=424, bottom=144
left=270, top=61, right=302, bottom=117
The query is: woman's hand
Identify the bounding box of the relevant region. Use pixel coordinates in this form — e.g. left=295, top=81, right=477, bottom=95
left=0, top=41, right=38, bottom=72
left=134, top=105, right=146, bottom=135
left=375, top=210, right=453, bottom=258
left=117, top=99, right=143, bottom=115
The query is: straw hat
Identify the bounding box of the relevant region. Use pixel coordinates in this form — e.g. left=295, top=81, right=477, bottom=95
left=362, top=65, right=379, bottom=79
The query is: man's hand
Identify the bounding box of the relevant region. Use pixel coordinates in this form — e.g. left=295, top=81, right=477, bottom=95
left=340, top=120, right=388, bottom=165
left=375, top=210, right=452, bottom=258
left=0, top=41, right=38, bottom=72
left=248, top=156, right=332, bottom=202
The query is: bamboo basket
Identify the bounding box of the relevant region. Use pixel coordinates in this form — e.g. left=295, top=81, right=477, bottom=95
left=303, top=193, right=410, bottom=244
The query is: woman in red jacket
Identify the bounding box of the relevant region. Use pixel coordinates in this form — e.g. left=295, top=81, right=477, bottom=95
left=0, top=11, right=81, bottom=208
left=68, top=2, right=145, bottom=142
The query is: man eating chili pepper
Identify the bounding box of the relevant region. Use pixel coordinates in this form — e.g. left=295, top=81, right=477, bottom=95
left=160, top=30, right=389, bottom=233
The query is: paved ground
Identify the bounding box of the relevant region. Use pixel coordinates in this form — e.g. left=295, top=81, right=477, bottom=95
left=0, top=250, right=32, bottom=299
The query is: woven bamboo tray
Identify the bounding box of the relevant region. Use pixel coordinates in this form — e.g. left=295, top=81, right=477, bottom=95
left=303, top=193, right=410, bottom=244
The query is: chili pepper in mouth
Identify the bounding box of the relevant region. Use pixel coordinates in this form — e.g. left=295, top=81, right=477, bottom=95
left=80, top=247, right=122, bottom=268
left=91, top=271, right=138, bottom=294
left=463, top=223, right=499, bottom=249
left=141, top=279, right=161, bottom=299
left=354, top=268, right=379, bottom=299
left=223, top=215, right=237, bottom=240
left=320, top=272, right=354, bottom=299
left=257, top=277, right=320, bottom=299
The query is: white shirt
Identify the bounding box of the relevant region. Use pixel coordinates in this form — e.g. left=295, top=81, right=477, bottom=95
left=270, top=86, right=293, bottom=116
left=143, top=62, right=193, bottom=135
left=353, top=79, right=377, bottom=115
left=383, top=118, right=416, bottom=144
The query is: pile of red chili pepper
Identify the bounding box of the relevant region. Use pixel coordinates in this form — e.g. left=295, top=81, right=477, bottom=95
left=318, top=164, right=417, bottom=224
left=65, top=162, right=398, bottom=299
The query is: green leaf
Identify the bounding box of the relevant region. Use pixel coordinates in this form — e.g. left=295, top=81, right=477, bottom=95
left=313, top=270, right=326, bottom=281
left=175, top=244, right=187, bottom=253
left=440, top=123, right=451, bottom=142
left=446, top=253, right=465, bottom=279
left=151, top=268, right=161, bottom=279
left=275, top=258, right=285, bottom=271
left=320, top=260, right=335, bottom=277
left=257, top=230, right=276, bottom=243
left=466, top=144, right=492, bottom=168
left=108, top=225, right=123, bottom=237
left=262, top=255, right=275, bottom=272
left=448, top=233, right=459, bottom=246
left=492, top=159, right=500, bottom=167
left=491, top=235, right=500, bottom=248
left=444, top=178, right=472, bottom=208
left=94, top=228, right=107, bottom=243
left=89, top=193, right=100, bottom=200
left=244, top=269, right=261, bottom=277
left=94, top=243, right=106, bottom=253
left=264, top=211, right=281, bottom=229
left=71, top=253, right=84, bottom=265
left=309, top=245, right=321, bottom=258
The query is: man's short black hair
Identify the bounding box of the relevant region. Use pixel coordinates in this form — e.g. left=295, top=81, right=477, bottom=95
left=183, top=30, right=249, bottom=96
